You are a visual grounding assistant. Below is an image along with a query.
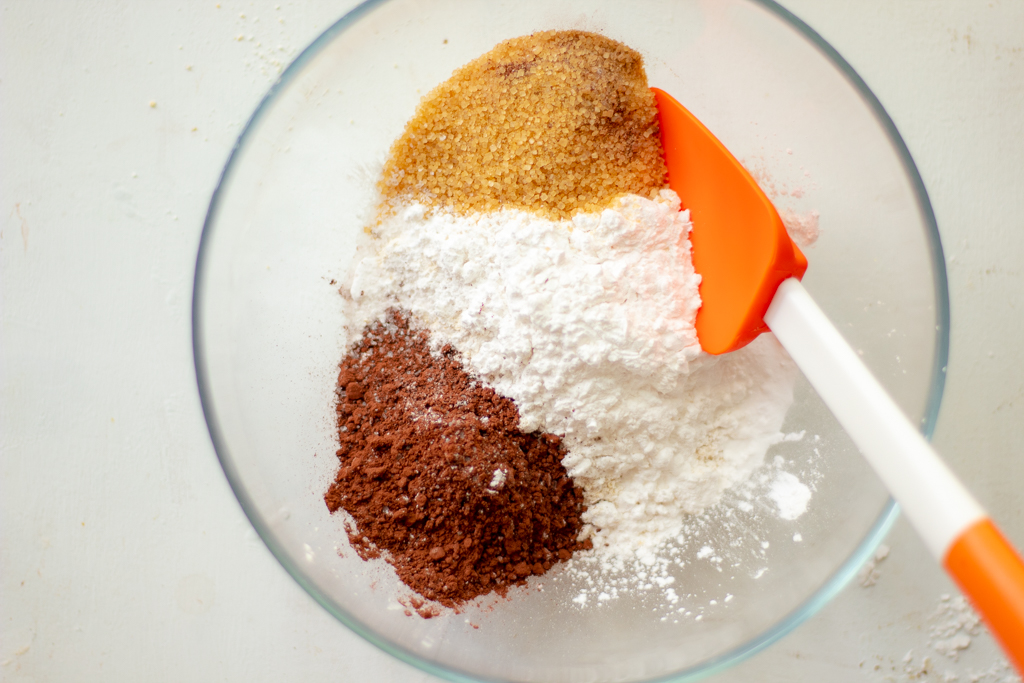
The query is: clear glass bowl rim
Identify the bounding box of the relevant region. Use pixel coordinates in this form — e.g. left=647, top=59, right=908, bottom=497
left=192, top=1, right=950, bottom=681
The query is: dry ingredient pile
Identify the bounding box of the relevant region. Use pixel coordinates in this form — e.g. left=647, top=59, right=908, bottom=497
left=325, top=310, right=590, bottom=607
left=376, top=30, right=666, bottom=220
left=327, top=30, right=801, bottom=611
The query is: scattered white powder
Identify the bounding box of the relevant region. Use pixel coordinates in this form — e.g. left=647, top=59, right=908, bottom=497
left=858, top=543, right=891, bottom=587
left=876, top=593, right=1021, bottom=683
left=768, top=470, right=812, bottom=520
left=741, top=152, right=821, bottom=250
left=931, top=595, right=983, bottom=662
left=780, top=208, right=820, bottom=248
left=346, top=190, right=800, bottom=560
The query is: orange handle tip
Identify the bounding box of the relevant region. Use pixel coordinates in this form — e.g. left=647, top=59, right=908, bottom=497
left=944, top=518, right=1024, bottom=674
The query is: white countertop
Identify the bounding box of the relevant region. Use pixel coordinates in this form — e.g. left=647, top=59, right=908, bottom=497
left=2, top=2, right=1022, bottom=681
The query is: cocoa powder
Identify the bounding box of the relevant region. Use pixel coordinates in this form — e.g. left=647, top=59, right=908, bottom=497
left=325, top=310, right=590, bottom=607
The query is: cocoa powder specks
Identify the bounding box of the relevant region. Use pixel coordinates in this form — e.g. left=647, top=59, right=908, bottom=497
left=325, top=310, right=590, bottom=608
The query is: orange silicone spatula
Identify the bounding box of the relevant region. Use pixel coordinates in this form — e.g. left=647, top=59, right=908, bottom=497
left=652, top=87, right=1024, bottom=673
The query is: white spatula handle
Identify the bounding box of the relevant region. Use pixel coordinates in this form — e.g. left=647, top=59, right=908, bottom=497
left=764, top=277, right=982, bottom=559
left=765, top=278, right=1024, bottom=671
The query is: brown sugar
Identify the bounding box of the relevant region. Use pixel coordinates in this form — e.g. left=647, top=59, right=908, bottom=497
left=377, top=30, right=667, bottom=220
left=325, top=310, right=591, bottom=608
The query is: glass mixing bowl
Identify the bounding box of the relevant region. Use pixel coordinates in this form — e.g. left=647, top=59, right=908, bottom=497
left=193, top=1, right=947, bottom=680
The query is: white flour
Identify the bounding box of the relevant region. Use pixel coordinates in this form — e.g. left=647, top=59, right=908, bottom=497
left=344, top=190, right=800, bottom=558
left=869, top=591, right=1019, bottom=683
left=768, top=469, right=812, bottom=520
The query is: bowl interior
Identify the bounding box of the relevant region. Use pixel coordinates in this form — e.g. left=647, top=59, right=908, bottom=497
left=194, top=1, right=945, bottom=681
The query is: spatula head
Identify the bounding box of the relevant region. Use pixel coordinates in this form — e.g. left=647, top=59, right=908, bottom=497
left=652, top=88, right=807, bottom=355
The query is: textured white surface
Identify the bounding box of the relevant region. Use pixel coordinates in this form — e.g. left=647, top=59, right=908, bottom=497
left=1, top=2, right=1022, bottom=682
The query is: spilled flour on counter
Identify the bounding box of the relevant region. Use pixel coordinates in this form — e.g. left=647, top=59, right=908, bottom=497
left=345, top=190, right=800, bottom=558
left=858, top=543, right=891, bottom=587
left=867, top=592, right=1020, bottom=683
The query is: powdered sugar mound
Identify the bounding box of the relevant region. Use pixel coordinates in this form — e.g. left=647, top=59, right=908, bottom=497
left=347, top=190, right=798, bottom=556
left=576, top=334, right=796, bottom=553
left=350, top=190, right=702, bottom=390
